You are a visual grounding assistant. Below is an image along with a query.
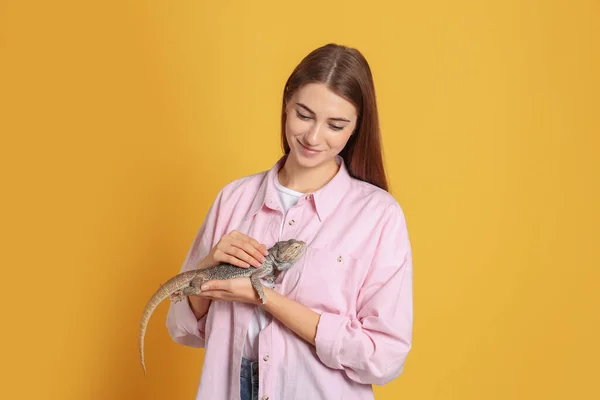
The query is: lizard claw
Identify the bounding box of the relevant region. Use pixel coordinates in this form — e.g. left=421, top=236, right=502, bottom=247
left=169, top=291, right=183, bottom=303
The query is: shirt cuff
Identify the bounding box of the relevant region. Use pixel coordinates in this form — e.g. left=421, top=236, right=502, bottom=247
left=314, top=311, right=347, bottom=370
left=166, top=297, right=208, bottom=347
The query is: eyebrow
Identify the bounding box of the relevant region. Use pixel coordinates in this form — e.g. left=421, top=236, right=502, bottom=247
left=296, top=103, right=351, bottom=123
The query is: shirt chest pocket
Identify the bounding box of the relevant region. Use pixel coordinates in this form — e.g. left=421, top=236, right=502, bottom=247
left=289, top=247, right=365, bottom=315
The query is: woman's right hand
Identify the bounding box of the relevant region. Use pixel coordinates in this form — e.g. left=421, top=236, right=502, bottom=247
left=199, top=230, right=269, bottom=269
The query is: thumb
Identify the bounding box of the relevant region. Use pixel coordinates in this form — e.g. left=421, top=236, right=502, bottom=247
left=201, top=280, right=227, bottom=291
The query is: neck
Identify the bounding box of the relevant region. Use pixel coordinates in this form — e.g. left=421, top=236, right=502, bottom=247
left=278, top=155, right=340, bottom=193
left=265, top=252, right=276, bottom=267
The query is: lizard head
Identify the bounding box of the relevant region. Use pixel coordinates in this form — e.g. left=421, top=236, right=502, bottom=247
left=271, top=239, right=307, bottom=271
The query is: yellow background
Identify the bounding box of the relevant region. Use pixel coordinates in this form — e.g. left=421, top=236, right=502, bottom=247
left=1, top=1, right=598, bottom=399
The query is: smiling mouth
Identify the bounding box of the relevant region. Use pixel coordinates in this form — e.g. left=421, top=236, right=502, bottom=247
left=298, top=140, right=322, bottom=152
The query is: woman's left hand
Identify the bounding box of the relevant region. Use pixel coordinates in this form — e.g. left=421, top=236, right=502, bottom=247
left=200, top=277, right=321, bottom=346
left=198, top=278, right=262, bottom=305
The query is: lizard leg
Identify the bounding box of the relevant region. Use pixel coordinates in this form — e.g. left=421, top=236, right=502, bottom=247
left=250, top=274, right=266, bottom=304
left=249, top=267, right=272, bottom=304
left=169, top=286, right=202, bottom=304
left=190, top=276, right=206, bottom=288
left=170, top=277, right=203, bottom=298
left=169, top=290, right=184, bottom=303
left=181, top=286, right=202, bottom=296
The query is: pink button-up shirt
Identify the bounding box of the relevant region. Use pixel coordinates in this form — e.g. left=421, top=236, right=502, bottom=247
left=166, top=154, right=413, bottom=399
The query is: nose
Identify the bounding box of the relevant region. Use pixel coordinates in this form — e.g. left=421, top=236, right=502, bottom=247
left=304, top=122, right=324, bottom=146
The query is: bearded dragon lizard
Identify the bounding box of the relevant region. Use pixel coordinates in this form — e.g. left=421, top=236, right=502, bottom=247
left=139, top=238, right=307, bottom=375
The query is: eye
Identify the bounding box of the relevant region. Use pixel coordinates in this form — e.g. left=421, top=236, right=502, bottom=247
left=329, top=125, right=344, bottom=131
left=296, top=111, right=311, bottom=120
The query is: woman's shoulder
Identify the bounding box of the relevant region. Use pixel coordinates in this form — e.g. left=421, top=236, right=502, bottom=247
left=215, top=168, right=269, bottom=201
left=348, top=176, right=405, bottom=216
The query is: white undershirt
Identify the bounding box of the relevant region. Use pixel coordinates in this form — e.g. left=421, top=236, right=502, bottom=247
left=242, top=173, right=303, bottom=360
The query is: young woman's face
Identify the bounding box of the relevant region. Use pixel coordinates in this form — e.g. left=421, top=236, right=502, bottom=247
left=284, top=83, right=358, bottom=169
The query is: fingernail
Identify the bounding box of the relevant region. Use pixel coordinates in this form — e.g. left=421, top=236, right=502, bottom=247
left=260, top=255, right=266, bottom=262
left=201, top=284, right=209, bottom=290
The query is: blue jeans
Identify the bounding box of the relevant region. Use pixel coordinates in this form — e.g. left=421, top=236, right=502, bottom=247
left=240, top=357, right=259, bottom=400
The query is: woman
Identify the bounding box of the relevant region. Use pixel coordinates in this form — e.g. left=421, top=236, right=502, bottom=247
left=166, top=43, right=413, bottom=400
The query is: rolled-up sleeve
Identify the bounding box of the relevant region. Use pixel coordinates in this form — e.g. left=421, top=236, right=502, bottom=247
left=314, top=203, right=413, bottom=385
left=165, top=189, right=224, bottom=348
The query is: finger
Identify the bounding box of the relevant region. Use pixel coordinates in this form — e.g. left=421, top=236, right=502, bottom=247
left=200, top=280, right=230, bottom=292
left=221, top=233, right=266, bottom=267
left=231, top=240, right=266, bottom=267
left=224, top=241, right=260, bottom=268
left=199, top=291, right=221, bottom=300
left=214, top=250, right=251, bottom=268
left=230, top=231, right=268, bottom=258
left=248, top=237, right=270, bottom=257
left=224, top=253, right=251, bottom=269
left=201, top=291, right=234, bottom=302
left=227, top=246, right=259, bottom=268
left=217, top=236, right=259, bottom=267
left=240, top=235, right=268, bottom=254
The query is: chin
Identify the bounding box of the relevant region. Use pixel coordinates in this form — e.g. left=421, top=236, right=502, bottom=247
left=293, top=149, right=332, bottom=169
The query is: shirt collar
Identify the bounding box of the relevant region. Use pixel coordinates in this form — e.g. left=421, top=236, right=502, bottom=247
left=248, top=154, right=352, bottom=222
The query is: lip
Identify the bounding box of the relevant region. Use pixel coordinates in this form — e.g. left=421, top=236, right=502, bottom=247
left=297, top=140, right=322, bottom=155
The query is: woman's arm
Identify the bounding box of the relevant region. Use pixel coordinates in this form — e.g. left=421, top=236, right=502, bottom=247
left=197, top=277, right=321, bottom=346
left=260, top=287, right=320, bottom=345
left=199, top=243, right=412, bottom=386
left=199, top=204, right=413, bottom=385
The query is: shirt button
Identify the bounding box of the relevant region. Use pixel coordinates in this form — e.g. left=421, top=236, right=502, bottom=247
left=263, top=354, right=270, bottom=361
left=289, top=219, right=295, bottom=225
left=337, top=256, right=343, bottom=262
left=262, top=396, right=269, bottom=400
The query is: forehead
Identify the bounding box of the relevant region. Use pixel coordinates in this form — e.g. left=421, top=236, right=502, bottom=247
left=292, top=83, right=357, bottom=119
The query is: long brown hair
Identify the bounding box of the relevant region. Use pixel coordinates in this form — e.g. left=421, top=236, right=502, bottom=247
left=280, top=43, right=388, bottom=192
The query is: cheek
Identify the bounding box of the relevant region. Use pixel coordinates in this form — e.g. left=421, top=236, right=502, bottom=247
left=327, top=132, right=352, bottom=151
left=286, top=117, right=309, bottom=136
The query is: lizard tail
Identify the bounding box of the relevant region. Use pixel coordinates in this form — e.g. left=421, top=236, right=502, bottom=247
left=139, top=269, right=198, bottom=375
